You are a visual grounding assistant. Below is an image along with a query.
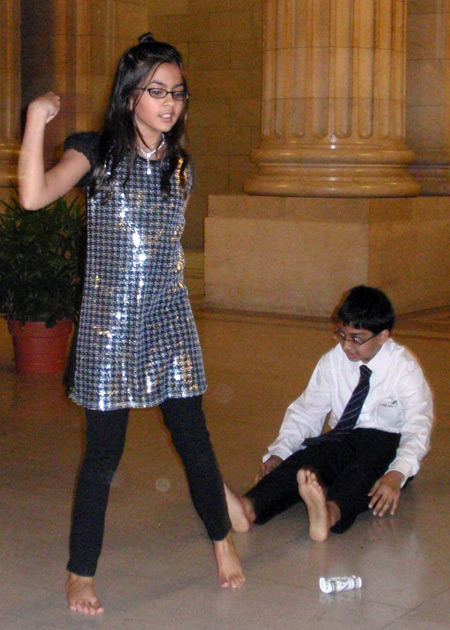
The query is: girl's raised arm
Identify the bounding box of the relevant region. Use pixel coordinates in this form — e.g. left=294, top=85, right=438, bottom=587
left=18, top=92, right=91, bottom=210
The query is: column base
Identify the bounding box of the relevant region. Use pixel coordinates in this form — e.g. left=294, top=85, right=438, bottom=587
left=408, top=149, right=450, bottom=196
left=244, top=145, right=421, bottom=197
left=205, top=195, right=450, bottom=317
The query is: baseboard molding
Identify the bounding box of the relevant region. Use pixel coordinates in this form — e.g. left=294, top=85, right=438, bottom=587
left=184, top=250, right=204, bottom=306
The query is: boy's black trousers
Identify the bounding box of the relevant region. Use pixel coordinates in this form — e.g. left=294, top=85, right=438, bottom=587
left=246, top=428, right=401, bottom=533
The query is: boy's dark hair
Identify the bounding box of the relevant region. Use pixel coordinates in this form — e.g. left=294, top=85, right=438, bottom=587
left=90, top=33, right=190, bottom=198
left=337, top=285, right=395, bottom=334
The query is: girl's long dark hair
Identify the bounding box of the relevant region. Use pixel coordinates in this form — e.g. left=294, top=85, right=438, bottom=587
left=89, top=33, right=190, bottom=198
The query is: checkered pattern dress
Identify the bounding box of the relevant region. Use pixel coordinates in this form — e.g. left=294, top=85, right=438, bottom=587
left=64, top=133, right=206, bottom=410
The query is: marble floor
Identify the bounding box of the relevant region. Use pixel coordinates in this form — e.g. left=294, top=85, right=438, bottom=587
left=0, top=303, right=449, bottom=630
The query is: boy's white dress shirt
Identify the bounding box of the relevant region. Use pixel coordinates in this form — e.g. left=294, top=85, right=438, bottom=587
left=264, top=338, right=433, bottom=484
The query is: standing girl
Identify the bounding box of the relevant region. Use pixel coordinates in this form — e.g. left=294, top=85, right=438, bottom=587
left=18, top=33, right=245, bottom=615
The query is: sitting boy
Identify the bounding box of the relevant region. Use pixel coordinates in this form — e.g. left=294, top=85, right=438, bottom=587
left=226, top=285, right=433, bottom=540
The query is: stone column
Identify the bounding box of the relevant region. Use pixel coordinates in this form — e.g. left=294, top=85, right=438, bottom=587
left=407, top=1, right=450, bottom=195
left=205, top=0, right=450, bottom=316
left=245, top=0, right=421, bottom=197
left=20, top=0, right=117, bottom=169
left=0, top=0, right=21, bottom=192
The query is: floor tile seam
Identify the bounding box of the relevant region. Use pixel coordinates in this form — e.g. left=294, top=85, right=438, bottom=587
left=194, top=307, right=331, bottom=329
left=196, top=306, right=450, bottom=322
left=377, top=591, right=448, bottom=630
left=234, top=572, right=321, bottom=594
left=376, top=607, right=420, bottom=630
left=394, top=328, right=450, bottom=341
left=240, top=536, right=308, bottom=567
left=195, top=308, right=450, bottom=339
left=104, top=570, right=212, bottom=603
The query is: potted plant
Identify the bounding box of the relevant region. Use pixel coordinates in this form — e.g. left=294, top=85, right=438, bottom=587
left=0, top=188, right=86, bottom=373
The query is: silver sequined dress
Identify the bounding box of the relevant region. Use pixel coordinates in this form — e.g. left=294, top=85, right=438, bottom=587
left=65, top=133, right=206, bottom=411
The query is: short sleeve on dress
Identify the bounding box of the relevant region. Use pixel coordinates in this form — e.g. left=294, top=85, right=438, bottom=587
left=64, top=132, right=100, bottom=187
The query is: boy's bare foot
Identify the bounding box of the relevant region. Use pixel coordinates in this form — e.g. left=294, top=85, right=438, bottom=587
left=297, top=468, right=330, bottom=542
left=66, top=573, right=104, bottom=615
left=224, top=483, right=252, bottom=533
left=213, top=532, right=246, bottom=588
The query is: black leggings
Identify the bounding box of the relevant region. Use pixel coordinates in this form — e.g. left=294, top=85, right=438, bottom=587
left=67, top=395, right=230, bottom=577
left=246, top=429, right=401, bottom=533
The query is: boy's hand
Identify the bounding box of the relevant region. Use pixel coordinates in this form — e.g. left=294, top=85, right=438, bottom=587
left=368, top=470, right=405, bottom=517
left=28, top=92, right=61, bottom=124
left=255, top=455, right=282, bottom=483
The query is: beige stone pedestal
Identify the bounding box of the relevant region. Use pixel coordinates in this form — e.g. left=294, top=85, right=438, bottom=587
left=203, top=1, right=450, bottom=319
left=205, top=195, right=450, bottom=317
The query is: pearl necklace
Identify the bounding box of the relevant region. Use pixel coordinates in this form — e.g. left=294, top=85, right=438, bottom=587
left=136, top=136, right=165, bottom=174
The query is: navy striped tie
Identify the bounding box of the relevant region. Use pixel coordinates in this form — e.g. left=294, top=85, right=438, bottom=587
left=303, top=365, right=372, bottom=446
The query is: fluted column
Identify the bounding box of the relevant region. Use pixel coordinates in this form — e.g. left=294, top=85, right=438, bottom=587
left=0, top=0, right=21, bottom=189
left=19, top=0, right=117, bottom=166
left=406, top=1, right=450, bottom=195
left=245, top=0, right=421, bottom=197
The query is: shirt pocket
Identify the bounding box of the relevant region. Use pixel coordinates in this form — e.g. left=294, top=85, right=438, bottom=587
left=375, top=399, right=402, bottom=430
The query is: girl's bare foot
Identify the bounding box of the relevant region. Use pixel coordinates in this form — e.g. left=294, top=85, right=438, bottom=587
left=213, top=532, right=246, bottom=588
left=66, top=573, right=104, bottom=615
left=297, top=468, right=330, bottom=542
left=224, top=483, right=252, bottom=533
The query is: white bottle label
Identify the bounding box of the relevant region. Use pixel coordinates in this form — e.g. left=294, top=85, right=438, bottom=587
left=319, top=575, right=362, bottom=593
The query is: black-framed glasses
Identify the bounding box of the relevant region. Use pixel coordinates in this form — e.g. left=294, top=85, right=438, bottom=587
left=333, top=328, right=379, bottom=346
left=137, top=87, right=190, bottom=101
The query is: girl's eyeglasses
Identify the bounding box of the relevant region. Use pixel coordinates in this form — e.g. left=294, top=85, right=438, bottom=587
left=137, top=87, right=190, bottom=102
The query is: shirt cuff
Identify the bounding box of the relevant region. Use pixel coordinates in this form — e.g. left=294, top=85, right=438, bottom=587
left=387, top=463, right=411, bottom=487
left=263, top=444, right=305, bottom=463
left=262, top=450, right=286, bottom=463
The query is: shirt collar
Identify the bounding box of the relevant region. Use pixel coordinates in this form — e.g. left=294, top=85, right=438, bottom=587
left=364, top=337, right=392, bottom=372
left=337, top=336, right=393, bottom=375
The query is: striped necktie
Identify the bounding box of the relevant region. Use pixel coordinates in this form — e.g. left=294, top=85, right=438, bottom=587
left=303, top=365, right=372, bottom=445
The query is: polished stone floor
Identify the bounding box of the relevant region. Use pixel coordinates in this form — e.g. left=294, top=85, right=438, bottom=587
left=0, top=304, right=449, bottom=630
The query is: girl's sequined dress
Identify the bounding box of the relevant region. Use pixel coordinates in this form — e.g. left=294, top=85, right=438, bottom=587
left=65, top=132, right=206, bottom=410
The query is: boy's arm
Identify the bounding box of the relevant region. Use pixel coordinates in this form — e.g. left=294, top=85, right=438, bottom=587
left=386, top=367, right=433, bottom=482
left=368, top=361, right=433, bottom=517
left=261, top=355, right=333, bottom=465
left=19, top=92, right=90, bottom=210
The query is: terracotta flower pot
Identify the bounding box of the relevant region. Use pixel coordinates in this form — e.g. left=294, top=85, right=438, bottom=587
left=7, top=320, right=73, bottom=374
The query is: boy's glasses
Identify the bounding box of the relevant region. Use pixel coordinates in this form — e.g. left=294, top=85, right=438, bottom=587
left=333, top=328, right=379, bottom=346
left=137, top=87, right=190, bottom=101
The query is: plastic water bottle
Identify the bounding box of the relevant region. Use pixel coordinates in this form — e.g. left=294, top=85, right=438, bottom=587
left=319, top=575, right=362, bottom=593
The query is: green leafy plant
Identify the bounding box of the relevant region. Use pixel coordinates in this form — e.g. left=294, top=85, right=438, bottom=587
left=0, top=189, right=86, bottom=327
